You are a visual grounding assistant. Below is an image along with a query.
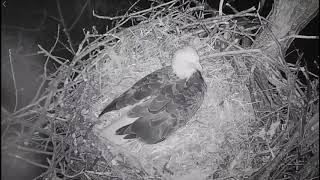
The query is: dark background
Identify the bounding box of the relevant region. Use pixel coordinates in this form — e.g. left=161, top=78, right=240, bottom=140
left=1, top=0, right=318, bottom=71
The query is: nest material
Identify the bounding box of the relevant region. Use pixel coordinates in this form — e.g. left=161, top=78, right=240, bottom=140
left=92, top=33, right=254, bottom=177
left=2, top=1, right=318, bottom=180
left=87, top=16, right=257, bottom=178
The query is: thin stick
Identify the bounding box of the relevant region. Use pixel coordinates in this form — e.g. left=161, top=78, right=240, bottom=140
left=56, top=37, right=74, bottom=54
left=7, top=152, right=49, bottom=169
left=218, top=0, right=224, bottom=16
left=32, top=25, right=61, bottom=103
left=37, top=45, right=65, bottom=66
left=225, top=3, right=238, bottom=14
left=235, top=6, right=256, bottom=15
left=118, top=0, right=143, bottom=26
left=76, top=31, right=89, bottom=55
left=288, top=35, right=318, bottom=39
left=8, top=49, right=18, bottom=112
left=16, top=145, right=53, bottom=156
left=56, top=0, right=75, bottom=54
left=3, top=24, right=43, bottom=32
left=38, top=45, right=81, bottom=74
left=1, top=123, right=9, bottom=142
left=203, top=49, right=262, bottom=59
left=12, top=94, right=48, bottom=116
left=93, top=0, right=179, bottom=20
left=266, top=35, right=319, bottom=47
left=32, top=170, right=50, bottom=180
left=68, top=0, right=90, bottom=31
left=124, top=0, right=142, bottom=18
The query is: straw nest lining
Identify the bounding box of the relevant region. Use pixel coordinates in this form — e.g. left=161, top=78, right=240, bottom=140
left=2, top=1, right=318, bottom=179
left=85, top=14, right=265, bottom=178
left=91, top=27, right=255, bottom=178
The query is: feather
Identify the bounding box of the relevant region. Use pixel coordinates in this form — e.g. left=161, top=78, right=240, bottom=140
left=99, top=47, right=207, bottom=144
left=98, top=68, right=169, bottom=117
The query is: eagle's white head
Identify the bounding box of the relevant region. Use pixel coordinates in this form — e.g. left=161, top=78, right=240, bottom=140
left=172, top=46, right=202, bottom=79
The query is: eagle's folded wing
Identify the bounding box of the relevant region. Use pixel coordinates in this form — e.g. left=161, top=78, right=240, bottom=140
left=115, top=71, right=206, bottom=144
left=98, top=68, right=170, bottom=117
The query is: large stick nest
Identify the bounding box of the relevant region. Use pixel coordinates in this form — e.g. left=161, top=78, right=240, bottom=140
left=2, top=1, right=318, bottom=179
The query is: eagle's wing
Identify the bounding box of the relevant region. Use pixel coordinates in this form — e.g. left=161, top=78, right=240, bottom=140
left=98, top=67, right=171, bottom=117
left=116, top=71, right=206, bottom=144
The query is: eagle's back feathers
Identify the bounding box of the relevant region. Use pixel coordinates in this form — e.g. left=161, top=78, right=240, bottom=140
left=99, top=47, right=206, bottom=144
left=98, top=67, right=172, bottom=117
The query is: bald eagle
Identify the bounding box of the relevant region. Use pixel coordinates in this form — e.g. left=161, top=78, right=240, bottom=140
left=99, top=47, right=206, bottom=144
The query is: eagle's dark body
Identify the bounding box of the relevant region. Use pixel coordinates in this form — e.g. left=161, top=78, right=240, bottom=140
left=99, top=47, right=206, bottom=144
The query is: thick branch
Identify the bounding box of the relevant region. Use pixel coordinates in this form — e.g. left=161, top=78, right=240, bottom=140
left=254, top=0, right=319, bottom=56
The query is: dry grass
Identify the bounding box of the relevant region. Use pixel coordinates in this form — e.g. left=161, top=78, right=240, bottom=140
left=1, top=1, right=318, bottom=180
